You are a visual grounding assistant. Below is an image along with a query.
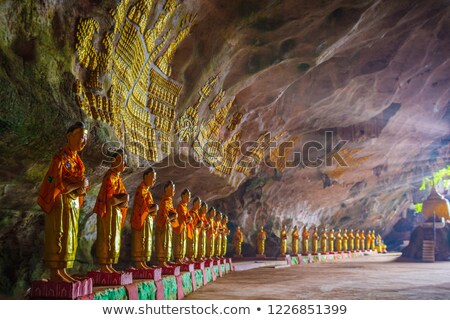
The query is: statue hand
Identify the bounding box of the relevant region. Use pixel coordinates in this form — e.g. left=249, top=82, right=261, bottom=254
left=77, top=187, right=87, bottom=196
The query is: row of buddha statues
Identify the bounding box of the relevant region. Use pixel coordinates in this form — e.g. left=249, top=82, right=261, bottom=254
left=37, top=122, right=232, bottom=282
left=252, top=226, right=387, bottom=257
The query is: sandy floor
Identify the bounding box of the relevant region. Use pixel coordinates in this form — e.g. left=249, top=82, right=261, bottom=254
left=185, top=253, right=450, bottom=300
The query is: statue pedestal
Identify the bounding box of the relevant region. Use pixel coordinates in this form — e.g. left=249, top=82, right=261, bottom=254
left=194, top=261, right=205, bottom=270
left=162, top=265, right=181, bottom=276
left=256, top=254, right=266, bottom=259
left=233, top=254, right=243, bottom=259
left=180, top=263, right=195, bottom=272
left=214, top=259, right=223, bottom=277
left=30, top=277, right=93, bottom=300
left=127, top=267, right=162, bottom=281
left=87, top=271, right=132, bottom=286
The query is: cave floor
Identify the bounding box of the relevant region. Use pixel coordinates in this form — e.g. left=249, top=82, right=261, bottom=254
left=185, top=253, right=450, bottom=299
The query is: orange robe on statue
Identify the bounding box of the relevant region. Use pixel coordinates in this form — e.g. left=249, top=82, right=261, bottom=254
left=38, top=146, right=85, bottom=269
left=186, top=208, right=198, bottom=260
left=130, top=182, right=155, bottom=262
left=94, top=170, right=127, bottom=264
left=155, top=195, right=176, bottom=263
left=173, top=202, right=189, bottom=261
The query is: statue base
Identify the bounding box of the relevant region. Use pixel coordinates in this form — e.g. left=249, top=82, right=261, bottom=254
left=204, top=259, right=214, bottom=268
left=256, top=254, right=266, bottom=259
left=30, top=277, right=93, bottom=300
left=87, top=271, right=133, bottom=286
left=180, top=263, right=195, bottom=272
left=127, top=267, right=162, bottom=281
left=233, top=254, right=243, bottom=259
left=162, top=265, right=180, bottom=276
left=194, top=261, right=205, bottom=270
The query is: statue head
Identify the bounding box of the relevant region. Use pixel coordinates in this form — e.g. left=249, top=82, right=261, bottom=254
left=143, top=167, right=156, bottom=187
left=111, top=148, right=126, bottom=173
left=192, top=196, right=201, bottom=210
left=181, top=188, right=191, bottom=203
left=164, top=180, right=175, bottom=197
left=294, top=225, right=298, bottom=230
left=260, top=226, right=264, bottom=231
left=200, top=201, right=208, bottom=214
left=66, top=121, right=87, bottom=152
left=207, top=207, right=216, bottom=219
left=236, top=226, right=241, bottom=232
left=215, top=211, right=223, bottom=221
left=222, top=215, right=228, bottom=223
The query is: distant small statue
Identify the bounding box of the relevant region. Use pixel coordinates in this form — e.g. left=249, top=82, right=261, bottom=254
left=257, top=226, right=267, bottom=256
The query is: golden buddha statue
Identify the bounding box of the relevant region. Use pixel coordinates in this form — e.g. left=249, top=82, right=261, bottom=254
left=94, top=148, right=128, bottom=273
left=186, top=196, right=201, bottom=262
left=37, top=122, right=88, bottom=282
left=280, top=225, right=288, bottom=256
left=360, top=230, right=366, bottom=251
left=320, top=228, right=328, bottom=253
left=348, top=229, right=355, bottom=251
left=335, top=229, right=343, bottom=252
left=173, top=189, right=191, bottom=263
left=197, top=202, right=209, bottom=260
left=221, top=215, right=230, bottom=258
left=375, top=234, right=387, bottom=253
left=328, top=229, right=335, bottom=252
left=130, top=167, right=158, bottom=269
left=342, top=229, right=349, bottom=252
left=206, top=207, right=216, bottom=259
left=371, top=230, right=376, bottom=250
left=421, top=185, right=450, bottom=220
left=365, top=230, right=371, bottom=250
left=155, top=180, right=178, bottom=266
left=214, top=212, right=223, bottom=258
left=355, top=229, right=361, bottom=250
left=233, top=226, right=244, bottom=256
left=301, top=226, right=310, bottom=254
left=256, top=226, right=267, bottom=256
left=312, top=227, right=319, bottom=254
left=291, top=226, right=299, bottom=255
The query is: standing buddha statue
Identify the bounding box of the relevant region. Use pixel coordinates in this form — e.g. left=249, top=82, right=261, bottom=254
left=301, top=226, right=310, bottom=254
left=320, top=228, right=328, bottom=253
left=214, top=212, right=223, bottom=258
left=342, top=229, right=349, bottom=252
left=312, top=227, right=319, bottom=254
left=336, top=229, right=343, bottom=252
left=233, top=226, right=244, bottom=257
left=221, top=215, right=230, bottom=258
left=280, top=225, right=288, bottom=256
left=291, top=226, right=299, bottom=255
left=206, top=208, right=216, bottom=259
left=186, top=196, right=201, bottom=262
left=130, top=167, right=158, bottom=269
left=328, top=229, right=335, bottom=252
left=355, top=229, right=361, bottom=251
left=256, top=226, right=267, bottom=256
left=348, top=229, right=355, bottom=251
left=37, top=122, right=89, bottom=282
left=197, top=202, right=209, bottom=260
left=173, top=189, right=191, bottom=263
left=360, top=230, right=366, bottom=251
left=94, top=149, right=128, bottom=273
left=155, top=181, right=178, bottom=267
